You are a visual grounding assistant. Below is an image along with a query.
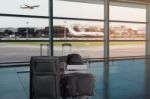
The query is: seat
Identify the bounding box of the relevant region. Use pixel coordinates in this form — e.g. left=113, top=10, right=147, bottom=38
left=67, top=53, right=83, bottom=65
left=66, top=53, right=88, bottom=73
left=60, top=54, right=95, bottom=99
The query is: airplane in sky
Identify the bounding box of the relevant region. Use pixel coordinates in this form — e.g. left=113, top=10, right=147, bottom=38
left=20, top=4, right=40, bottom=9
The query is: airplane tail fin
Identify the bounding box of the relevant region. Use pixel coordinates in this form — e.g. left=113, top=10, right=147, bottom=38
left=66, top=24, right=79, bottom=35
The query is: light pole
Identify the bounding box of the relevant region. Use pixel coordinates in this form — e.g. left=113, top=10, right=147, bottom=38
left=64, top=21, right=67, bottom=40
left=26, top=21, right=29, bottom=40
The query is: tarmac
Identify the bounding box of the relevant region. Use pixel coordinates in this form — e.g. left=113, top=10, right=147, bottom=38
left=0, top=43, right=145, bottom=63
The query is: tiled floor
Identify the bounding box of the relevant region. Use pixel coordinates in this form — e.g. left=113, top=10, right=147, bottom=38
left=0, top=59, right=148, bottom=99
left=0, top=67, right=29, bottom=99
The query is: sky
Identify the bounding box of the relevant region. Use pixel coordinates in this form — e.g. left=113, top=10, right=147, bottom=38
left=0, top=0, right=146, bottom=28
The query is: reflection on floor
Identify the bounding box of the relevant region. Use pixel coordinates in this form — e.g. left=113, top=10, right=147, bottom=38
left=0, top=59, right=148, bottom=99
left=0, top=67, right=29, bottom=99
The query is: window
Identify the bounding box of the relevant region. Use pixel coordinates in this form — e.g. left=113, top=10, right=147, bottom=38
left=0, top=0, right=48, bottom=16
left=54, top=0, right=104, bottom=19
left=110, top=5, right=146, bottom=22
left=0, top=17, right=49, bottom=63
left=109, top=3, right=146, bottom=57
left=53, top=19, right=104, bottom=58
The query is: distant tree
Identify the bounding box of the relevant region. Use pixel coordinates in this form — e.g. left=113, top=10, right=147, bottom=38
left=85, top=28, right=90, bottom=32
left=73, top=25, right=80, bottom=32
left=127, top=28, right=133, bottom=36
left=44, top=26, right=69, bottom=38
left=35, top=29, right=42, bottom=37
left=0, top=32, right=7, bottom=36
left=17, top=28, right=26, bottom=37
left=4, top=29, right=14, bottom=35
left=42, top=27, right=49, bottom=37
left=53, top=26, right=63, bottom=37
left=88, top=26, right=97, bottom=32
left=28, top=28, right=35, bottom=37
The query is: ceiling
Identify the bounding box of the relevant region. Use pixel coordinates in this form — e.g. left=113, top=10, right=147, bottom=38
left=60, top=0, right=150, bottom=4
left=60, top=0, right=103, bottom=4
left=59, top=0, right=146, bottom=9
left=114, top=0, right=150, bottom=4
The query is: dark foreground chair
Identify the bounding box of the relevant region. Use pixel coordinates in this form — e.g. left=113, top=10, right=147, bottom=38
left=30, top=54, right=95, bottom=99
left=30, top=56, right=60, bottom=99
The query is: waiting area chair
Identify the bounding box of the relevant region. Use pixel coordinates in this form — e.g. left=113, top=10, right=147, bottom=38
left=30, top=54, right=95, bottom=99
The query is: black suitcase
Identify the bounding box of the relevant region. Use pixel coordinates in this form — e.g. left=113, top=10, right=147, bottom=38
left=30, top=56, right=60, bottom=99
left=61, top=73, right=95, bottom=98
left=67, top=54, right=83, bottom=65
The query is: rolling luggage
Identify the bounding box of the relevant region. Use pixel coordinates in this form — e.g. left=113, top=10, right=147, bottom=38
left=66, top=53, right=88, bottom=73
left=61, top=73, right=95, bottom=98
left=60, top=53, right=95, bottom=99
left=30, top=56, right=60, bottom=99
left=62, top=43, right=72, bottom=56
left=67, top=53, right=83, bottom=65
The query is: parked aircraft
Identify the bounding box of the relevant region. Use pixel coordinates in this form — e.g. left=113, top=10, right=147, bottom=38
left=66, top=24, right=104, bottom=37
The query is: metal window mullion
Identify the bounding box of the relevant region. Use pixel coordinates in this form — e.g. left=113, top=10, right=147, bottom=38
left=104, top=0, right=110, bottom=60
left=103, top=1, right=110, bottom=99
left=0, top=14, right=146, bottom=24
left=48, top=0, right=54, bottom=56
left=110, top=20, right=146, bottom=24
left=146, top=5, right=150, bottom=56
left=53, top=16, right=146, bottom=24
left=53, top=16, right=104, bottom=22
left=0, top=13, right=49, bottom=19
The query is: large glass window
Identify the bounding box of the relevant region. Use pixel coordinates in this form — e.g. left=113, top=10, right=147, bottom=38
left=110, top=22, right=146, bottom=40
left=0, top=0, right=48, bottom=16
left=0, top=17, right=49, bottom=63
left=110, top=5, right=146, bottom=22
left=0, top=17, right=49, bottom=40
left=109, top=22, right=146, bottom=57
left=0, top=0, right=147, bottom=63
left=53, top=0, right=104, bottom=59
left=53, top=0, right=104, bottom=19
left=109, top=3, right=146, bottom=58
left=53, top=19, right=104, bottom=58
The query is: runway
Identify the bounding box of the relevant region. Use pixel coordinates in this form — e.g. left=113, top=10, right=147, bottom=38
left=0, top=43, right=145, bottom=63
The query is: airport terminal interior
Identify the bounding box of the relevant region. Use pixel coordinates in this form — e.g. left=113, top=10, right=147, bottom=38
left=1, top=0, right=150, bottom=99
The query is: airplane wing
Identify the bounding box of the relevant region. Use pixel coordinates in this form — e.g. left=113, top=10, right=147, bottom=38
left=24, top=4, right=30, bottom=7
left=31, top=5, right=40, bottom=7
left=20, top=7, right=28, bottom=9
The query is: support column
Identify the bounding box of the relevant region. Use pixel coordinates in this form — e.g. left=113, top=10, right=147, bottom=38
left=145, top=5, right=150, bottom=99
left=104, top=0, right=110, bottom=60
left=145, top=56, right=150, bottom=99
left=146, top=5, right=150, bottom=56
left=103, top=0, right=110, bottom=99
left=48, top=0, right=53, bottom=56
